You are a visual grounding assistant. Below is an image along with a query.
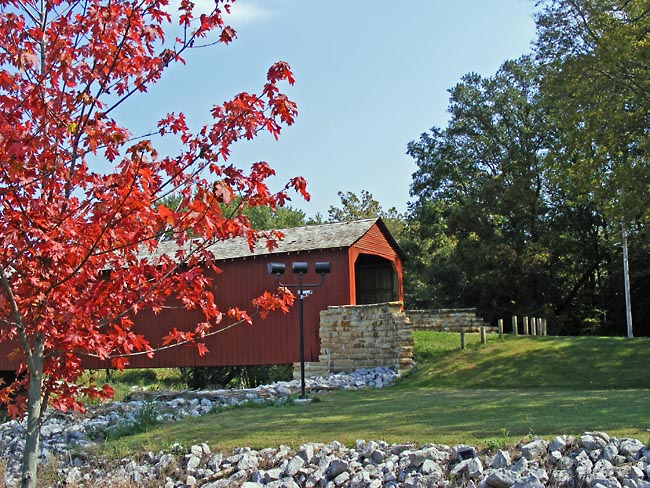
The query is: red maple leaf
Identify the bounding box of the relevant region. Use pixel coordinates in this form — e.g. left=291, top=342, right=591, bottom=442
left=0, top=1, right=307, bottom=484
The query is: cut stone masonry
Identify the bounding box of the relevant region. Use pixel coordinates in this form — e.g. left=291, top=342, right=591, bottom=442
left=297, top=304, right=493, bottom=379
left=406, top=308, right=494, bottom=333
left=298, top=302, right=413, bottom=379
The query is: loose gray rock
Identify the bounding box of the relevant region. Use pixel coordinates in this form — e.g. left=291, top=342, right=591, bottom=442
left=1, top=371, right=648, bottom=488
left=550, top=468, right=575, bottom=488
left=602, top=443, right=619, bottom=462
left=550, top=436, right=567, bottom=454
left=420, top=458, right=442, bottom=476
left=575, top=450, right=595, bottom=480
left=466, top=457, right=485, bottom=480
left=512, top=456, right=529, bottom=473
left=451, top=458, right=472, bottom=478
left=189, top=444, right=203, bottom=457
left=549, top=450, right=563, bottom=465
left=326, top=458, right=349, bottom=478
left=409, top=446, right=446, bottom=467
left=333, top=470, right=350, bottom=486
left=296, top=444, right=315, bottom=463
left=622, top=480, right=650, bottom=488
left=207, top=453, right=222, bottom=471
left=620, top=439, right=645, bottom=459
left=284, top=455, right=305, bottom=476
left=486, top=468, right=521, bottom=487
left=185, top=454, right=201, bottom=473
left=350, top=470, right=371, bottom=487
left=512, top=473, right=546, bottom=488
left=521, top=439, right=548, bottom=460
left=590, top=477, right=622, bottom=488
left=593, top=459, right=614, bottom=478
left=491, top=449, right=512, bottom=469
left=581, top=434, right=601, bottom=451
left=530, top=468, right=550, bottom=484
left=627, top=466, right=646, bottom=480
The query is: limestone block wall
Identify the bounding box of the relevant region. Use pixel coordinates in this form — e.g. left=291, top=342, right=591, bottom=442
left=406, top=308, right=495, bottom=333
left=299, top=302, right=414, bottom=378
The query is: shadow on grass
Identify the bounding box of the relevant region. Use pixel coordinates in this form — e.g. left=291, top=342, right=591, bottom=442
left=103, top=334, right=650, bottom=453
left=117, top=387, right=650, bottom=451
left=405, top=334, right=650, bottom=390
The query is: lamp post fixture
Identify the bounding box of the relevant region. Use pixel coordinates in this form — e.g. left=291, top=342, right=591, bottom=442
left=268, top=261, right=331, bottom=399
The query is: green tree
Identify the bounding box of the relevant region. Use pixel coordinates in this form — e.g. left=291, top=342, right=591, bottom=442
left=407, top=58, right=551, bottom=316
left=406, top=56, right=614, bottom=331
left=535, top=0, right=650, bottom=335
left=317, top=190, right=406, bottom=238
left=159, top=194, right=307, bottom=232
left=536, top=0, right=650, bottom=222
left=242, top=204, right=307, bottom=230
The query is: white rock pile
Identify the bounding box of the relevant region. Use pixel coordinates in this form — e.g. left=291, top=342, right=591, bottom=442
left=0, top=367, right=397, bottom=485
left=2, top=371, right=650, bottom=488
left=9, top=432, right=650, bottom=488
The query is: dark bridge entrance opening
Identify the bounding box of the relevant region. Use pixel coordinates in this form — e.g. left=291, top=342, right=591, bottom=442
left=354, top=254, right=398, bottom=305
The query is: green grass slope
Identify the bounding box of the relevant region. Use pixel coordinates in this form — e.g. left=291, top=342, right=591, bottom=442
left=402, top=332, right=650, bottom=389
left=103, top=332, right=650, bottom=453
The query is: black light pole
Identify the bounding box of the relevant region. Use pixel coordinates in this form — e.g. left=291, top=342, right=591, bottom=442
left=268, top=261, right=331, bottom=399
left=297, top=268, right=305, bottom=396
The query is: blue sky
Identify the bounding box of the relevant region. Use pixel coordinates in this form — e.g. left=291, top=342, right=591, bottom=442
left=125, top=0, right=538, bottom=217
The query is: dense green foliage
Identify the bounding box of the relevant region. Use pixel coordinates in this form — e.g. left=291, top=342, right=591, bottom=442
left=309, top=190, right=407, bottom=238
left=404, top=0, right=650, bottom=336
left=240, top=205, right=307, bottom=230
left=179, top=364, right=293, bottom=389
left=536, top=0, right=650, bottom=225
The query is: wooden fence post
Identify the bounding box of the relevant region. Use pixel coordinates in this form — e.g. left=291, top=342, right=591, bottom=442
left=512, top=316, right=518, bottom=336
left=531, top=318, right=537, bottom=336
left=542, top=318, right=547, bottom=336
left=460, top=332, right=466, bottom=350
left=480, top=326, right=487, bottom=344
left=498, top=319, right=504, bottom=339
left=523, top=316, right=529, bottom=335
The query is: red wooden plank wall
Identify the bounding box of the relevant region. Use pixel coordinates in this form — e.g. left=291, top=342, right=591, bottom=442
left=350, top=223, right=404, bottom=304
left=0, top=223, right=406, bottom=371
left=91, top=248, right=351, bottom=369
left=354, top=223, right=399, bottom=259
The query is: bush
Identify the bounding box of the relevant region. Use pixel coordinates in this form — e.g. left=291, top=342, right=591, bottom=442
left=179, top=365, right=293, bottom=389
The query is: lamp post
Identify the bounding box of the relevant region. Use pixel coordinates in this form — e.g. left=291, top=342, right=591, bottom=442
left=268, top=261, right=331, bottom=399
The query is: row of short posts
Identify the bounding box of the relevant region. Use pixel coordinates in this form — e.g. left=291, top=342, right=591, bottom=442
left=497, top=316, right=548, bottom=338
left=460, top=317, right=548, bottom=350
left=460, top=326, right=488, bottom=350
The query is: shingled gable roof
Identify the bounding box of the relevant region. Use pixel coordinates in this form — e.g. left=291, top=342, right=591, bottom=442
left=149, top=218, right=404, bottom=263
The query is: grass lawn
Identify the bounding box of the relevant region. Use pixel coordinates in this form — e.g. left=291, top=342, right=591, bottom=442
left=83, top=368, right=185, bottom=401
left=406, top=331, right=650, bottom=389
left=102, top=332, right=650, bottom=455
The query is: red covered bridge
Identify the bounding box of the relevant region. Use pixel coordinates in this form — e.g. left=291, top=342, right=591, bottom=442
left=0, top=218, right=405, bottom=371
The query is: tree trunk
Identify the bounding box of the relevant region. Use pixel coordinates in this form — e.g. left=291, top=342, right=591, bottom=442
left=21, top=338, right=44, bottom=488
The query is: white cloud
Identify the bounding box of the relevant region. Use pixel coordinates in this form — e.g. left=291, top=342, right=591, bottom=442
left=164, top=0, right=274, bottom=31
left=226, top=1, right=273, bottom=27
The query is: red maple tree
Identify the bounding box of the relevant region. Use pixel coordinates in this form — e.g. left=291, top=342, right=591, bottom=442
left=0, top=0, right=304, bottom=485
